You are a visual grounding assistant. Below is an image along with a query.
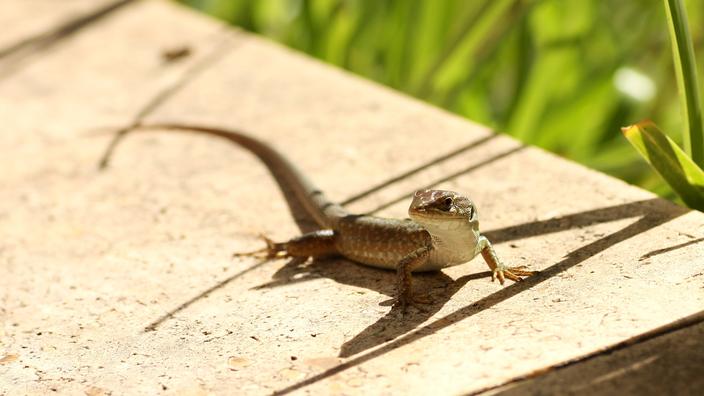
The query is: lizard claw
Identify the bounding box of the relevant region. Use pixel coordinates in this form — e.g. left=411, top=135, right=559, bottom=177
left=233, top=234, right=287, bottom=259
left=492, top=265, right=536, bottom=285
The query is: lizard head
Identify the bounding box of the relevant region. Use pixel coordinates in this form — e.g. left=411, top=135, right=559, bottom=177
left=408, top=190, right=478, bottom=229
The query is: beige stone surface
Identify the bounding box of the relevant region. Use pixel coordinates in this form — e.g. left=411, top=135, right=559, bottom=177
left=1, top=1, right=703, bottom=395
left=0, top=0, right=135, bottom=81
left=488, top=312, right=704, bottom=395
left=0, top=0, right=120, bottom=50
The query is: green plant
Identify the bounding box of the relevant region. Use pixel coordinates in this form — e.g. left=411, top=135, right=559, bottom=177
left=623, top=0, right=704, bottom=210
left=179, top=0, right=704, bottom=203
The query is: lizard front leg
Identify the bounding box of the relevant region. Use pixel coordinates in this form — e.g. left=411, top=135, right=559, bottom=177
left=394, top=245, right=433, bottom=311
left=477, top=235, right=534, bottom=284
left=234, top=230, right=338, bottom=259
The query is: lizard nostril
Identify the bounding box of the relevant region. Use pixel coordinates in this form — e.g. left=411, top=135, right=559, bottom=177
left=443, top=197, right=453, bottom=209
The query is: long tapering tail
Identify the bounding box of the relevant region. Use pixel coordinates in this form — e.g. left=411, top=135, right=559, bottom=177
left=99, top=123, right=349, bottom=228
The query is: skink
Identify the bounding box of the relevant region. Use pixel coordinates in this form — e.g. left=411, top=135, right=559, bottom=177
left=107, top=124, right=534, bottom=309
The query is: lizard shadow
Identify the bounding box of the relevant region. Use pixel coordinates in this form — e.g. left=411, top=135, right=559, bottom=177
left=254, top=255, right=492, bottom=358
left=245, top=135, right=528, bottom=356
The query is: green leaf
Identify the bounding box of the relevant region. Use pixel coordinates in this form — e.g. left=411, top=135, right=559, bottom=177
left=664, top=0, right=704, bottom=165
left=622, top=120, right=704, bottom=210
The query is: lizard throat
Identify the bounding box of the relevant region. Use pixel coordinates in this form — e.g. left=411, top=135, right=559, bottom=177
left=412, top=216, right=480, bottom=269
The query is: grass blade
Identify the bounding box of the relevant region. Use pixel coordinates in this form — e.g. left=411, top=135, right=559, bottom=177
left=664, top=0, right=704, bottom=165
left=622, top=120, right=704, bottom=210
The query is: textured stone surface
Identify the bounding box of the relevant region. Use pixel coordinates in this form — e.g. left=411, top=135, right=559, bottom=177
left=488, top=314, right=704, bottom=395
left=0, top=0, right=136, bottom=83
left=1, top=1, right=703, bottom=395
left=0, top=0, right=119, bottom=49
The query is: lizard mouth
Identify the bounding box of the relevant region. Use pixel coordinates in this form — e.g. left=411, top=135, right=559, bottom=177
left=409, top=209, right=466, bottom=221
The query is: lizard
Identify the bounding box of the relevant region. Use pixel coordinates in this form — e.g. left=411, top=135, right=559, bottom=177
left=101, top=123, right=535, bottom=310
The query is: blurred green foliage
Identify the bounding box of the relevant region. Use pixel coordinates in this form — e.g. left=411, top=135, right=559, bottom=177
left=178, top=0, right=704, bottom=201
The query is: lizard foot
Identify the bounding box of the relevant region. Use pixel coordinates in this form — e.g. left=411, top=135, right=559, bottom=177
left=492, top=265, right=536, bottom=285
left=233, top=234, right=287, bottom=259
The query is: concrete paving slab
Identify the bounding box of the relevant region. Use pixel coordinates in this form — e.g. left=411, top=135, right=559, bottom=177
left=1, top=1, right=703, bottom=395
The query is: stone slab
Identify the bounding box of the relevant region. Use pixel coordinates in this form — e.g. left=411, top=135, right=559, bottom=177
left=1, top=1, right=703, bottom=395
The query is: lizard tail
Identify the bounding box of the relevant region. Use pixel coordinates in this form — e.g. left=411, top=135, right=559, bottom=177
left=98, top=122, right=349, bottom=229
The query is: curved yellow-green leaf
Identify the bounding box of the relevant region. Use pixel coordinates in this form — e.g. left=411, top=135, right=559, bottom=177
left=622, top=120, right=704, bottom=210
